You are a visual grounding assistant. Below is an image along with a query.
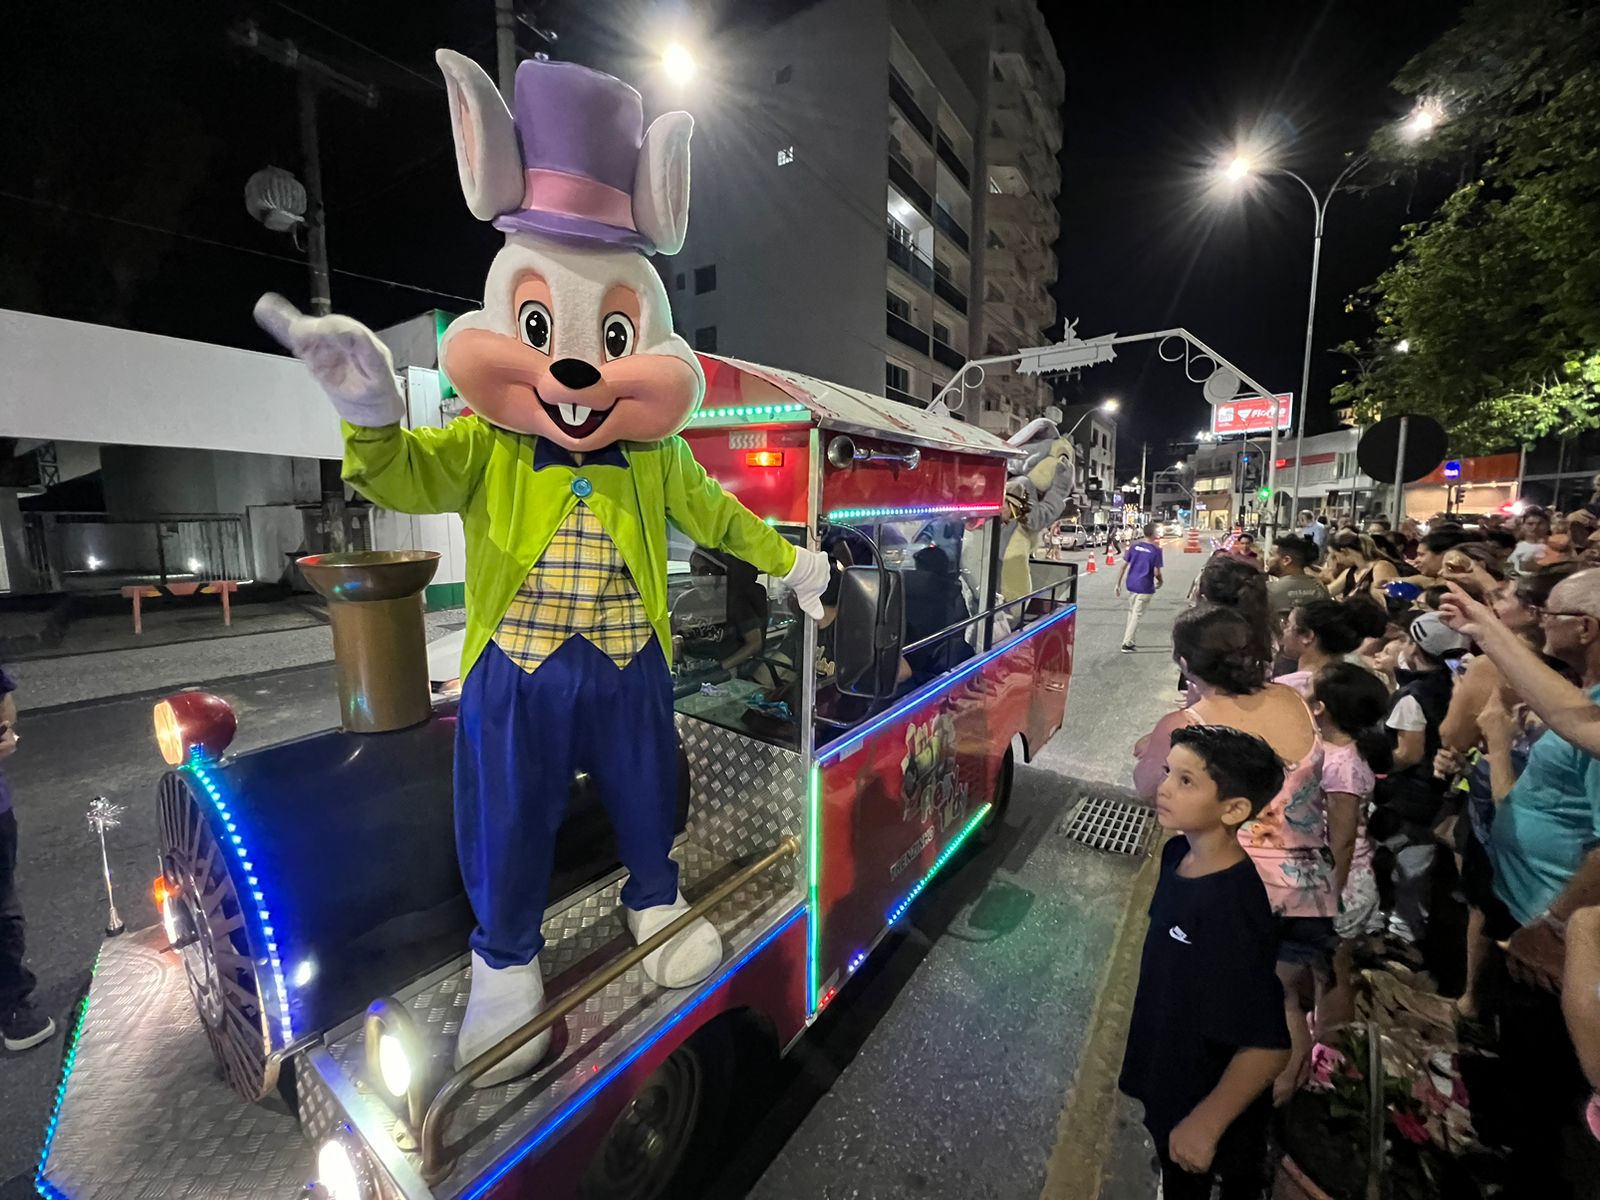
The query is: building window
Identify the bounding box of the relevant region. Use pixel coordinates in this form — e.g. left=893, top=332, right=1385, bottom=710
left=694, top=326, right=717, bottom=352
left=886, top=362, right=910, bottom=392
left=775, top=64, right=792, bottom=85
left=777, top=145, right=795, bottom=166
left=933, top=320, right=951, bottom=345
left=886, top=291, right=910, bottom=320
left=694, top=265, right=717, bottom=294
left=988, top=176, right=1002, bottom=194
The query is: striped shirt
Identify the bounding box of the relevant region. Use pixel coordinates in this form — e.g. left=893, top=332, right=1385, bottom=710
left=493, top=502, right=653, bottom=672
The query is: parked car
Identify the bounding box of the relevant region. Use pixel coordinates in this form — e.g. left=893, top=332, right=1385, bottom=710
left=1055, top=522, right=1087, bottom=550
left=1090, top=524, right=1109, bottom=546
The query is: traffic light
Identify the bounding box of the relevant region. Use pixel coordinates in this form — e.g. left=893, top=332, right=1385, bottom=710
left=1257, top=485, right=1272, bottom=503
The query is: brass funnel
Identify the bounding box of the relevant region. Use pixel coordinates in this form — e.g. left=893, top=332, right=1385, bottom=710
left=297, top=550, right=441, bottom=733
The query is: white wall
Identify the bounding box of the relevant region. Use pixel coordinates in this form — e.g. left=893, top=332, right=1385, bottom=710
left=0, top=308, right=343, bottom=460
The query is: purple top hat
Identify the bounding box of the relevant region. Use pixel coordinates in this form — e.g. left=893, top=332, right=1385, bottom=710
left=493, top=59, right=654, bottom=252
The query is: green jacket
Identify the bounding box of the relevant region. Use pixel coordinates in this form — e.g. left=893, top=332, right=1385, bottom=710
left=341, top=418, right=798, bottom=678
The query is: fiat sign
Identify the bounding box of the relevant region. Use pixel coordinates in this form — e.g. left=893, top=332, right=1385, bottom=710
left=1211, top=394, right=1293, bottom=437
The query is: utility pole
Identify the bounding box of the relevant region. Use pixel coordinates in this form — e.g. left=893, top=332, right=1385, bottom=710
left=495, top=0, right=518, bottom=98
left=233, top=22, right=379, bottom=316
left=1138, top=441, right=1148, bottom=517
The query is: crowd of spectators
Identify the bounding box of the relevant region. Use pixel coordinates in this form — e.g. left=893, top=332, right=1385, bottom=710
left=1119, top=498, right=1600, bottom=1198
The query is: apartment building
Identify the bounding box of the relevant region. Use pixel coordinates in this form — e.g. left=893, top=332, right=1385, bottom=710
left=636, top=0, right=1063, bottom=430
left=1058, top=403, right=1117, bottom=499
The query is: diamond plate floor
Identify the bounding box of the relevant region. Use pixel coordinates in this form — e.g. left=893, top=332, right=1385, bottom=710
left=38, top=927, right=313, bottom=1200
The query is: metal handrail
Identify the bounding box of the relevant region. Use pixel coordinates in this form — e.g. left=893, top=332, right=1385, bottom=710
left=420, top=835, right=802, bottom=1182
left=900, top=565, right=1077, bottom=656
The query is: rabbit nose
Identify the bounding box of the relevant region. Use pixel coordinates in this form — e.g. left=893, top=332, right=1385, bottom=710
left=548, top=358, right=602, bottom=390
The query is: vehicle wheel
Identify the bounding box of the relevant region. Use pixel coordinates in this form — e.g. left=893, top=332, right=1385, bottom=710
left=978, top=749, right=1015, bottom=845
left=579, top=1022, right=734, bottom=1200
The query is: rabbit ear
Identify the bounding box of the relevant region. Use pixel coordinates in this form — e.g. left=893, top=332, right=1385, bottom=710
left=436, top=49, right=524, bottom=221
left=633, top=111, right=693, bottom=255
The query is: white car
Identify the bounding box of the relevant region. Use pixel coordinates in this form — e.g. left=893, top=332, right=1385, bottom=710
left=1055, top=523, right=1087, bottom=550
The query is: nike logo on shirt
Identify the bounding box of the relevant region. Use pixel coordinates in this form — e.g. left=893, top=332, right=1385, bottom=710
left=1168, top=925, right=1191, bottom=945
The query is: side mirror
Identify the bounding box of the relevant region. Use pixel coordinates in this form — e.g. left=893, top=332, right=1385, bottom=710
left=833, top=565, right=905, bottom=697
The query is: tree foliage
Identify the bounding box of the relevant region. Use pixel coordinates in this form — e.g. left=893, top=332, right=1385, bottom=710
left=1330, top=0, right=1600, bottom=452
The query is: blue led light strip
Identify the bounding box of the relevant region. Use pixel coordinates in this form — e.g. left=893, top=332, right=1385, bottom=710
left=34, top=970, right=93, bottom=1200
left=461, top=905, right=807, bottom=1200
left=806, top=767, right=821, bottom=1013
left=818, top=603, right=1077, bottom=766
left=185, top=757, right=294, bottom=1044
left=886, top=803, right=992, bottom=925
left=826, top=502, right=998, bottom=522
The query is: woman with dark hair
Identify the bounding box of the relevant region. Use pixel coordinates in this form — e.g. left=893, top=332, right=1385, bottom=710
left=1320, top=530, right=1400, bottom=603
left=1276, top=599, right=1388, bottom=695
left=1195, top=553, right=1273, bottom=661
left=1134, top=605, right=1332, bottom=1103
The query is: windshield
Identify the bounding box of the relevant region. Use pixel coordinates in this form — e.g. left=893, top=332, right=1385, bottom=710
left=667, top=525, right=805, bottom=750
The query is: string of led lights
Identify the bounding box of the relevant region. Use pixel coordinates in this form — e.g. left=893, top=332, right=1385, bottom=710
left=807, top=767, right=822, bottom=1013
left=687, top=401, right=811, bottom=427
left=34, top=988, right=92, bottom=1200
left=886, top=804, right=992, bottom=925
left=185, top=756, right=295, bottom=1045
left=825, top=502, right=999, bottom=522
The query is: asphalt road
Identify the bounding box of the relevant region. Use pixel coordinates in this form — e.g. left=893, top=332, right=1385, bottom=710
left=1, top=540, right=1205, bottom=1198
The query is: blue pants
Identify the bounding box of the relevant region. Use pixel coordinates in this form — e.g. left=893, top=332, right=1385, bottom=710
left=455, top=637, right=680, bottom=968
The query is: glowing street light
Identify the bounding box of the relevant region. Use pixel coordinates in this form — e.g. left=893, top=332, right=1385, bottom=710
left=1400, top=101, right=1443, bottom=142
left=1101, top=397, right=1120, bottom=413
left=662, top=43, right=696, bottom=84
left=1394, top=338, right=1411, bottom=354
left=1224, top=156, right=1252, bottom=183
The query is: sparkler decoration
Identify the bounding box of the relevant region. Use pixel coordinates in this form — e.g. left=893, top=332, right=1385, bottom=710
left=86, top=796, right=126, bottom=936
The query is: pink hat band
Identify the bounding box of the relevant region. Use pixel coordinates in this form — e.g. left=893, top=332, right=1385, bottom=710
left=517, top=167, right=636, bottom=233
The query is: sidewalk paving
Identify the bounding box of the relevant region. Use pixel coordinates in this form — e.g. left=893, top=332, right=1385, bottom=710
left=6, top=606, right=466, bottom=710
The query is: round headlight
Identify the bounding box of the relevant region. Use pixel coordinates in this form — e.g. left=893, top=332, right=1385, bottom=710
left=314, top=1131, right=376, bottom=1200
left=377, top=1031, right=412, bottom=1098
left=153, top=691, right=237, bottom=766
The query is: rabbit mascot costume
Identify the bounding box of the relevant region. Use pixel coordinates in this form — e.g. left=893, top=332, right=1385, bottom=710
left=256, top=51, right=830, bottom=1086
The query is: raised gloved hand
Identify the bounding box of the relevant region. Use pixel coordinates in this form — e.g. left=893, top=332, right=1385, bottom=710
left=253, top=293, right=405, bottom=428
left=783, top=546, right=832, bottom=621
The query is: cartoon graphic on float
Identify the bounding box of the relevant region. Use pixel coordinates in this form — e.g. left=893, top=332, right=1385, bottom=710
left=254, top=50, right=830, bottom=1087
left=899, top=710, right=971, bottom=834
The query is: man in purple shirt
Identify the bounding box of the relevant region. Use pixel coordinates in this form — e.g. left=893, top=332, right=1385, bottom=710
left=1, top=663, right=55, bottom=1052
left=1116, top=523, right=1165, bottom=652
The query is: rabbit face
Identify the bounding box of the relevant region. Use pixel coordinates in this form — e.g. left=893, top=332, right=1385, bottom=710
left=440, top=233, right=704, bottom=450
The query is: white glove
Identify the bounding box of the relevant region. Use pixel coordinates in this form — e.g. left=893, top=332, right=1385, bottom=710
left=253, top=293, right=406, bottom=428
left=783, top=546, right=831, bottom=621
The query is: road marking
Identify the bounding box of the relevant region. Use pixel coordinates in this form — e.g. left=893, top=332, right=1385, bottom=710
left=1038, top=834, right=1163, bottom=1200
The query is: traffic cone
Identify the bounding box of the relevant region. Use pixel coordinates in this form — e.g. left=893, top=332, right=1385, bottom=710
left=1105, top=552, right=1114, bottom=567
left=1084, top=556, right=1096, bottom=574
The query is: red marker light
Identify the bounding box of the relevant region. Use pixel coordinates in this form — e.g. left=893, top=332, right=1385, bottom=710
left=745, top=451, right=785, bottom=468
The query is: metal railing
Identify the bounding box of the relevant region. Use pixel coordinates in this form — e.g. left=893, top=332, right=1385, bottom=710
left=419, top=835, right=801, bottom=1183
left=933, top=272, right=968, bottom=315
left=899, top=561, right=1079, bottom=664
left=933, top=205, right=970, bottom=253
left=886, top=310, right=930, bottom=355
left=886, top=234, right=933, bottom=285
left=931, top=337, right=966, bottom=371
left=888, top=158, right=932, bottom=215
left=889, top=68, right=933, bottom=142
left=936, top=134, right=971, bottom=189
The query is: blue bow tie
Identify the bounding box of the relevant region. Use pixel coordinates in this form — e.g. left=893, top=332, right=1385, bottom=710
left=533, top=438, right=628, bottom=471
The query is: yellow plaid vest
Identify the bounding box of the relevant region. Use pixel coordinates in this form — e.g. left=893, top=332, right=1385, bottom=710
left=493, top=502, right=654, bottom=672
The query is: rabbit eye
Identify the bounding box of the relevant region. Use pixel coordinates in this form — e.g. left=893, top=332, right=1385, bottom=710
left=520, top=301, right=552, bottom=353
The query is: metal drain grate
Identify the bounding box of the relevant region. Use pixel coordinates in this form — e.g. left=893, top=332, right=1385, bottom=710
left=1061, top=794, right=1156, bottom=855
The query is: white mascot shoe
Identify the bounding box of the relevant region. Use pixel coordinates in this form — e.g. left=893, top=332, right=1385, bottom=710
left=625, top=892, right=722, bottom=988
left=455, top=951, right=550, bottom=1087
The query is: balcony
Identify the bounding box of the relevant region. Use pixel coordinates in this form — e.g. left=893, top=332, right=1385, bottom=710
left=933, top=271, right=968, bottom=315
left=886, top=310, right=929, bottom=355
left=889, top=67, right=933, bottom=143
left=931, top=338, right=966, bottom=371
left=888, top=157, right=932, bottom=216
left=885, top=384, right=919, bottom=408
left=886, top=233, right=933, bottom=285
left=935, top=134, right=971, bottom=190
left=933, top=204, right=969, bottom=253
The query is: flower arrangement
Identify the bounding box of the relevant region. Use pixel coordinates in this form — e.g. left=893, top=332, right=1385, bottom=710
left=1282, top=1022, right=1507, bottom=1199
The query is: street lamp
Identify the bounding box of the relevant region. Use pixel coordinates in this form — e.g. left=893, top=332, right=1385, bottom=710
left=1220, top=101, right=1441, bottom=521
left=661, top=43, right=696, bottom=84
left=1063, top=397, right=1118, bottom=440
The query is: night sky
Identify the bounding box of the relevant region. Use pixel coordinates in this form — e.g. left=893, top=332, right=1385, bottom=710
left=4, top=0, right=1465, bottom=481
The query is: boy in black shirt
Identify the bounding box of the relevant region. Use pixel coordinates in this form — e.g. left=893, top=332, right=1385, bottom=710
left=1119, top=725, right=1291, bottom=1199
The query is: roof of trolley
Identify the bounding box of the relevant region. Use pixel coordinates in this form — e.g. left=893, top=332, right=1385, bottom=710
left=689, top=354, right=1023, bottom=460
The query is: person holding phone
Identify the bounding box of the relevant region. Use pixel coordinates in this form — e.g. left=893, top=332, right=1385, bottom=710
left=0, top=663, right=55, bottom=1052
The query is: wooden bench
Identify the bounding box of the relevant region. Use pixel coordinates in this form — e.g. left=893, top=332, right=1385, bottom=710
left=120, top=581, right=241, bottom=635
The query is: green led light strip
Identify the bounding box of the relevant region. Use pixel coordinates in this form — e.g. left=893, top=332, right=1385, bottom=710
left=689, top=402, right=811, bottom=426
left=886, top=803, right=993, bottom=924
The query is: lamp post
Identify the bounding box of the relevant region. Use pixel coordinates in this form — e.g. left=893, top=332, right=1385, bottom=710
left=1222, top=100, right=1441, bottom=521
